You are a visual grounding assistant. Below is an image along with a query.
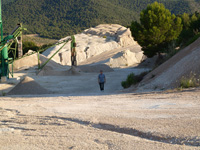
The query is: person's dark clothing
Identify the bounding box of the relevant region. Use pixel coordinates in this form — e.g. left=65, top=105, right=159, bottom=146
left=99, top=83, right=104, bottom=91
left=98, top=74, right=105, bottom=83
left=98, top=73, right=106, bottom=91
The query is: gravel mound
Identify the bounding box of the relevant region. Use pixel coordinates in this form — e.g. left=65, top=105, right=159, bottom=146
left=38, top=64, right=113, bottom=76
left=43, top=24, right=140, bottom=66
left=105, top=49, right=144, bottom=68
left=37, top=66, right=81, bottom=76
left=8, top=76, right=51, bottom=95
left=83, top=24, right=136, bottom=47
left=12, top=53, right=70, bottom=71
left=79, top=64, right=114, bottom=73
left=137, top=37, right=200, bottom=91
left=12, top=53, right=39, bottom=71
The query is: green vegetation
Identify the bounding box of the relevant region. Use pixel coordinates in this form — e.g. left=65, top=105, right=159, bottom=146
left=23, top=35, right=57, bottom=46
left=1, top=91, right=6, bottom=96
left=180, top=73, right=200, bottom=88
left=2, top=0, right=138, bottom=39
left=22, top=41, right=39, bottom=54
left=108, top=0, right=200, bottom=15
left=178, top=12, right=200, bottom=46
left=121, top=73, right=135, bottom=88
left=130, top=2, right=183, bottom=58
left=2, top=0, right=200, bottom=39
left=22, top=40, right=54, bottom=55
left=8, top=39, right=53, bottom=59
left=121, top=72, right=148, bottom=88
left=2, top=0, right=15, bottom=4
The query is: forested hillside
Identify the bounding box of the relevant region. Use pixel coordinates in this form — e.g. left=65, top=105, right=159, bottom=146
left=2, top=0, right=15, bottom=4
left=2, top=0, right=200, bottom=39
left=108, top=0, right=200, bottom=14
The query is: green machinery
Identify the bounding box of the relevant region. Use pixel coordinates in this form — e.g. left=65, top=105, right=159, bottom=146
left=71, top=35, right=77, bottom=66
left=0, top=0, right=25, bottom=81
left=38, top=35, right=76, bottom=70
left=0, top=0, right=77, bottom=81
left=0, top=24, right=25, bottom=80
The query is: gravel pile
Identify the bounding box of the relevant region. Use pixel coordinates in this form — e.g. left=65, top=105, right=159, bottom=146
left=8, top=76, right=51, bottom=95
left=137, top=37, right=200, bottom=91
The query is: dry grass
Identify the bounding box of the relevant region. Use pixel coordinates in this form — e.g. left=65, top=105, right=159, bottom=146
left=23, top=34, right=58, bottom=46
left=180, top=73, right=200, bottom=88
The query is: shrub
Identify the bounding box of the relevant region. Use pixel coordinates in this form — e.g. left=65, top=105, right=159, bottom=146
left=39, top=43, right=54, bottom=53
left=185, top=33, right=200, bottom=47
left=121, top=73, right=135, bottom=88
left=121, top=72, right=149, bottom=89
left=1, top=91, right=6, bottom=96
left=180, top=73, right=200, bottom=88
left=103, top=35, right=107, bottom=38
left=23, top=41, right=39, bottom=54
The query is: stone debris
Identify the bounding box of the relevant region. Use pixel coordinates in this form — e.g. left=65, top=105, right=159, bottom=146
left=43, top=24, right=142, bottom=66
left=137, top=37, right=200, bottom=91
left=7, top=76, right=51, bottom=95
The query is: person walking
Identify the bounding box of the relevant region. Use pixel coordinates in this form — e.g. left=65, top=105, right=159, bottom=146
left=98, top=70, right=106, bottom=91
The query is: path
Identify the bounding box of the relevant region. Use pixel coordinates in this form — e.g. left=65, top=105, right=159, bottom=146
left=32, top=67, right=149, bottom=95
left=0, top=90, right=200, bottom=149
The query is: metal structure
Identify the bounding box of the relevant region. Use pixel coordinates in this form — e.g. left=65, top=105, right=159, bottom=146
left=38, top=38, right=72, bottom=70
left=0, top=0, right=7, bottom=82
left=71, top=35, right=77, bottom=66
left=0, top=0, right=25, bottom=82
left=0, top=0, right=76, bottom=81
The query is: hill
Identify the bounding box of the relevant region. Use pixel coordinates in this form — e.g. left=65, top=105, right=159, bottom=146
left=137, top=37, right=200, bottom=91
left=110, top=0, right=200, bottom=14
left=2, top=0, right=200, bottom=39
left=2, top=0, right=138, bottom=39
left=2, top=0, right=15, bottom=4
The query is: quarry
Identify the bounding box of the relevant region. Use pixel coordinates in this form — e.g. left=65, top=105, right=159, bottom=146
left=0, top=24, right=200, bottom=150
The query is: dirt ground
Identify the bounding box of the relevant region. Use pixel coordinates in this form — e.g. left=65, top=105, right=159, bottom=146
left=0, top=61, right=199, bottom=150
left=0, top=36, right=200, bottom=149
left=0, top=89, right=200, bottom=150
left=0, top=67, right=200, bottom=149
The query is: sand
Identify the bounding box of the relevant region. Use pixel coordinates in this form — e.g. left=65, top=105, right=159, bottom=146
left=137, top=37, right=200, bottom=91
left=12, top=53, right=70, bottom=72
left=0, top=91, right=200, bottom=149
left=7, top=76, right=51, bottom=95
left=42, top=24, right=143, bottom=66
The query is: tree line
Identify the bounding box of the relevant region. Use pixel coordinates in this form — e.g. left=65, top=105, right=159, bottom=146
left=2, top=0, right=200, bottom=39
left=130, top=2, right=200, bottom=58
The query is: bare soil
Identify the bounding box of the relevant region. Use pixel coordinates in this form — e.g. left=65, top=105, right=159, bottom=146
left=1, top=29, right=200, bottom=150
left=0, top=90, right=200, bottom=149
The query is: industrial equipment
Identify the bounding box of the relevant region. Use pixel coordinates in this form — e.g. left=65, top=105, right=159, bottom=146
left=71, top=35, right=77, bottom=66
left=0, top=0, right=77, bottom=82
left=0, top=0, right=25, bottom=82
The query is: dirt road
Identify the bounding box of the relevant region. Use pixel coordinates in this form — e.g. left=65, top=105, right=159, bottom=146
left=0, top=89, right=200, bottom=149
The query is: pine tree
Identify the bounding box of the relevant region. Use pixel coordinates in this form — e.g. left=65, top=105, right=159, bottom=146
left=131, top=2, right=183, bottom=57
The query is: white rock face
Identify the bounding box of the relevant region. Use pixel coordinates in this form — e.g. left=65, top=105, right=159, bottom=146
left=43, top=24, right=139, bottom=66
left=106, top=50, right=144, bottom=68
left=83, top=24, right=136, bottom=47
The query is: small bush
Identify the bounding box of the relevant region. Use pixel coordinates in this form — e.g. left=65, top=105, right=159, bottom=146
left=165, top=41, right=179, bottom=59
left=185, top=33, right=200, bottom=47
left=23, top=41, right=39, bottom=54
left=121, top=72, right=149, bottom=89
left=180, top=73, right=200, bottom=88
left=39, top=43, right=54, bottom=53
left=1, top=91, right=6, bottom=96
left=103, top=36, right=107, bottom=38
left=121, top=73, right=135, bottom=88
